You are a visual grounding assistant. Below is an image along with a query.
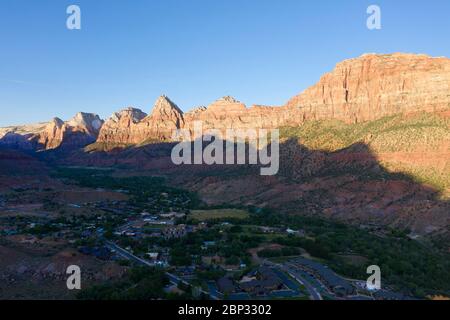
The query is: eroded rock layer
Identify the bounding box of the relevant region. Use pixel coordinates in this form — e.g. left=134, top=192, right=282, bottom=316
left=93, top=53, right=450, bottom=149
left=2, top=53, right=450, bottom=151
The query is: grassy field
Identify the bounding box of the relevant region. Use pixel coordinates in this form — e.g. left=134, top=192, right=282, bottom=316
left=190, top=209, right=249, bottom=221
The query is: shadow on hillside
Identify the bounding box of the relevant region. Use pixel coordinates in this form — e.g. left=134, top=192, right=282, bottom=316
left=0, top=131, right=97, bottom=153
left=42, top=136, right=442, bottom=194
left=0, top=132, right=36, bottom=151
left=8, top=134, right=448, bottom=236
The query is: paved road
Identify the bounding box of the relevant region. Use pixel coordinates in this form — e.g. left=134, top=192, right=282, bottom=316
left=263, top=259, right=322, bottom=300
left=207, top=281, right=224, bottom=300
left=105, top=241, right=154, bottom=267
left=105, top=241, right=219, bottom=300
left=283, top=264, right=323, bottom=300
left=271, top=268, right=301, bottom=295
left=107, top=241, right=324, bottom=301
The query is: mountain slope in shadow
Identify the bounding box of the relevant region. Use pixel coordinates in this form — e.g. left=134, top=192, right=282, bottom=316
left=40, top=133, right=450, bottom=242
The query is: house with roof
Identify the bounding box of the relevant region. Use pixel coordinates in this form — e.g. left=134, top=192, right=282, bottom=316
left=292, top=257, right=355, bottom=296
left=217, top=276, right=236, bottom=294
left=239, top=267, right=283, bottom=296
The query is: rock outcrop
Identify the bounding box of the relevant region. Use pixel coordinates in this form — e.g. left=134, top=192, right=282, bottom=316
left=183, top=97, right=289, bottom=133
left=94, top=96, right=184, bottom=150
left=2, top=53, right=450, bottom=151
left=35, top=117, right=65, bottom=150
left=91, top=53, right=450, bottom=149
left=36, top=113, right=104, bottom=150
left=96, top=107, right=148, bottom=146
left=138, top=95, right=184, bottom=141
left=0, top=122, right=48, bottom=150
left=286, top=53, right=450, bottom=123
left=0, top=113, right=104, bottom=151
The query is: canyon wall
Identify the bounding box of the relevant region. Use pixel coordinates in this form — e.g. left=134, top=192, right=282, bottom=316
left=93, top=53, right=450, bottom=149
left=2, top=53, right=450, bottom=151
left=287, top=53, right=450, bottom=123
left=0, top=113, right=103, bottom=151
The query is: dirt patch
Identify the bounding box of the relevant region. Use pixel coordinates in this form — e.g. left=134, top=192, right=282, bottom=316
left=0, top=239, right=126, bottom=300
left=58, top=189, right=129, bottom=204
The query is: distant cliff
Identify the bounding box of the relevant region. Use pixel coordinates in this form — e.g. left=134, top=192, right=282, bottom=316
left=1, top=53, right=449, bottom=151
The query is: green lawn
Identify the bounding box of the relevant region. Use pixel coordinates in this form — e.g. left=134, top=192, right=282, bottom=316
left=190, top=209, right=249, bottom=221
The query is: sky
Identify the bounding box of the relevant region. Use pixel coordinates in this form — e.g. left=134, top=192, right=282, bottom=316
left=1, top=0, right=449, bottom=126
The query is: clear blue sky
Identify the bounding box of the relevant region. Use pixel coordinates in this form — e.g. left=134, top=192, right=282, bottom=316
left=1, top=0, right=449, bottom=126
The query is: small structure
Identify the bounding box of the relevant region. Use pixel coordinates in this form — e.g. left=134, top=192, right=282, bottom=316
left=286, top=228, right=305, bottom=236
left=292, top=257, right=355, bottom=296
left=201, top=241, right=216, bottom=250
left=217, top=276, right=235, bottom=294
left=160, top=212, right=186, bottom=219
left=163, top=224, right=187, bottom=239
left=146, top=252, right=159, bottom=260
left=239, top=267, right=283, bottom=296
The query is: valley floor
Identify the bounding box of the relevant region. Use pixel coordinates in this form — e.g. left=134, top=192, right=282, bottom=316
left=0, top=166, right=448, bottom=300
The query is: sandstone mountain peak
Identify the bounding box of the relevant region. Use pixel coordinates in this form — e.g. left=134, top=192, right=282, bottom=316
left=336, top=52, right=449, bottom=69
left=67, top=112, right=104, bottom=132
left=0, top=122, right=48, bottom=150
left=110, top=107, right=147, bottom=124
left=186, top=106, right=207, bottom=115
left=150, top=95, right=183, bottom=117
left=49, top=117, right=64, bottom=127
left=2, top=53, right=450, bottom=152
left=219, top=96, right=240, bottom=103
left=145, top=96, right=185, bottom=139
left=33, top=113, right=104, bottom=150
left=95, top=97, right=185, bottom=149
left=207, top=96, right=246, bottom=112
left=286, top=52, right=450, bottom=123
left=88, top=53, right=450, bottom=151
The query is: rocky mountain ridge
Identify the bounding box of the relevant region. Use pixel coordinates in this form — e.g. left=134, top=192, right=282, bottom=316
left=0, top=112, right=103, bottom=150
left=1, top=53, right=449, bottom=151
left=1, top=53, right=448, bottom=239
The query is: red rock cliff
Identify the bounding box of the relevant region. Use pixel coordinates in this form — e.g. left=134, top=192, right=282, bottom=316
left=286, top=53, right=450, bottom=123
